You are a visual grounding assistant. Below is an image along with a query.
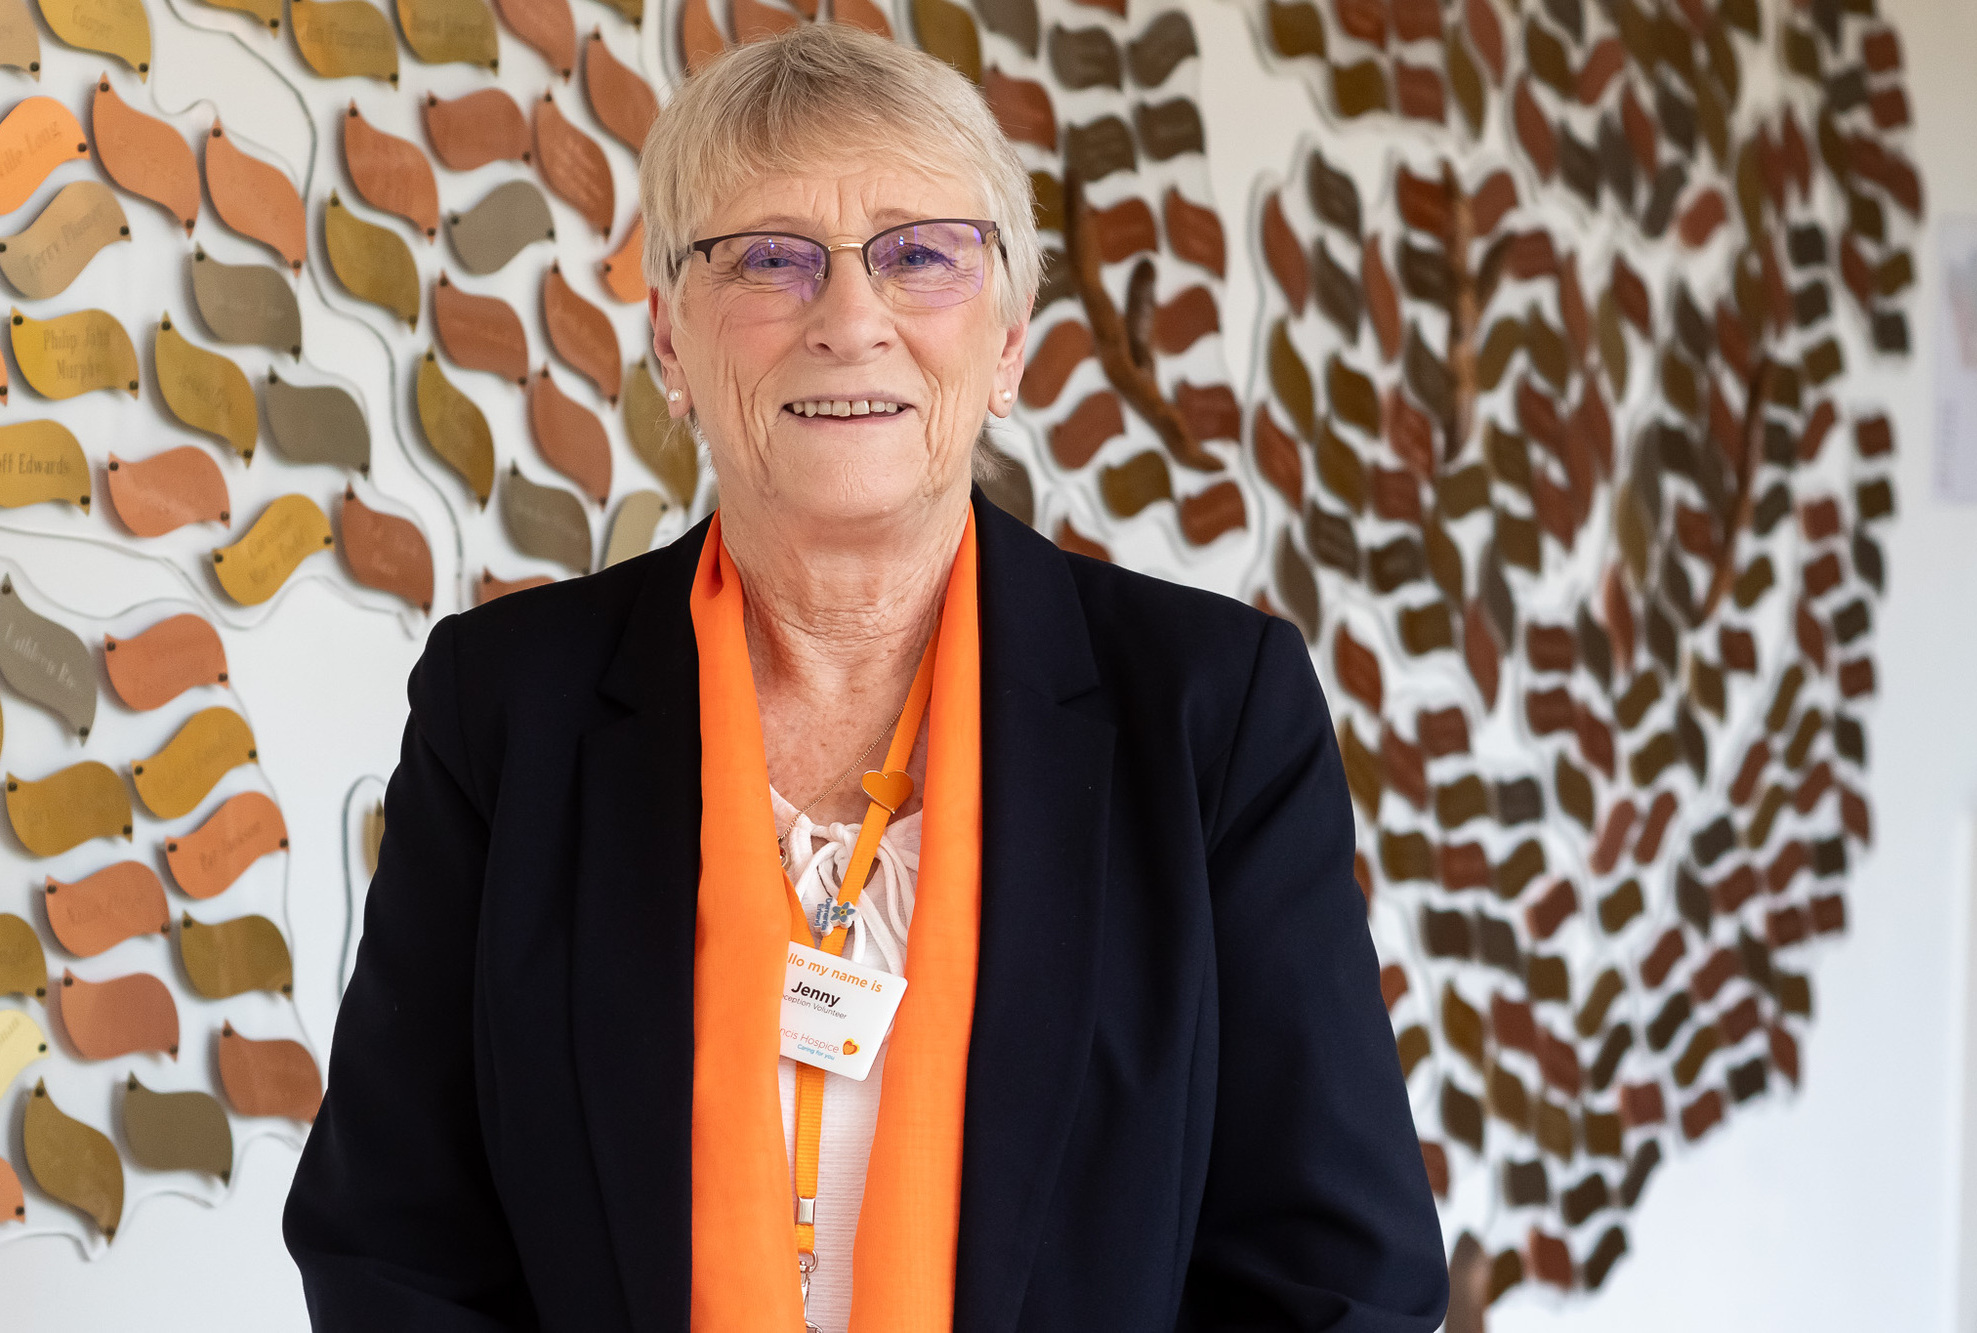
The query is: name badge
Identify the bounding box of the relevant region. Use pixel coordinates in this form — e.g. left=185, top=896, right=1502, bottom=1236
left=779, top=941, right=908, bottom=1082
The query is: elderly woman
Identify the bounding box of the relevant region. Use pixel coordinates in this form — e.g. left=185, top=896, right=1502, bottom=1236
left=283, top=24, right=1445, bottom=1333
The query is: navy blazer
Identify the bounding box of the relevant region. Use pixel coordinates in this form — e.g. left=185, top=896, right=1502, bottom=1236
left=283, top=490, right=1449, bottom=1331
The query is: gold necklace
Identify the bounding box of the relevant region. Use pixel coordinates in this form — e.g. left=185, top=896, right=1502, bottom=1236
left=776, top=692, right=910, bottom=873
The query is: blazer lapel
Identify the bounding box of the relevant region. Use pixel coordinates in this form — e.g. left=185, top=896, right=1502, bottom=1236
left=954, top=495, right=1116, bottom=1333
left=569, top=517, right=710, bottom=1333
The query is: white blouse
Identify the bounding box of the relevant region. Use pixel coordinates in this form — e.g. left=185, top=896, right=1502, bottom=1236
left=768, top=784, right=922, bottom=1333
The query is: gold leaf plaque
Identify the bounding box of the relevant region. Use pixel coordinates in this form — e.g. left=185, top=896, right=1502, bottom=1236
left=24, top=1081, right=123, bottom=1238
left=90, top=79, right=195, bottom=232
left=0, top=914, right=46, bottom=998
left=192, top=249, right=302, bottom=355
left=499, top=463, right=591, bottom=572
left=179, top=911, right=292, bottom=997
left=0, top=0, right=40, bottom=77
left=210, top=494, right=334, bottom=608
left=106, top=446, right=229, bottom=536
left=205, top=120, right=307, bottom=272
left=0, top=573, right=97, bottom=736
left=603, top=489, right=664, bottom=566
left=156, top=314, right=258, bottom=459
left=11, top=306, right=139, bottom=400
left=131, top=705, right=256, bottom=819
left=624, top=357, right=698, bottom=506
left=40, top=0, right=151, bottom=75
left=123, top=1079, right=233, bottom=1179
left=416, top=350, right=494, bottom=503
left=343, top=101, right=439, bottom=240
left=291, top=0, right=399, bottom=81
left=0, top=98, right=91, bottom=215
left=0, top=181, right=129, bottom=300
left=0, top=419, right=90, bottom=511
left=396, top=0, right=498, bottom=67
left=6, top=761, right=132, bottom=856
left=0, top=1010, right=48, bottom=1099
left=446, top=179, right=553, bottom=276
left=325, top=192, right=419, bottom=324
left=196, top=0, right=279, bottom=27
left=266, top=374, right=370, bottom=470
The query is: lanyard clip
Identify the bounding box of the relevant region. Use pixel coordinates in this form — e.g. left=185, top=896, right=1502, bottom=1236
left=798, top=1249, right=820, bottom=1333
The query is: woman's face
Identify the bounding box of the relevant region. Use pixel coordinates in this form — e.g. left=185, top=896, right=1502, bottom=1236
left=648, top=160, right=1029, bottom=539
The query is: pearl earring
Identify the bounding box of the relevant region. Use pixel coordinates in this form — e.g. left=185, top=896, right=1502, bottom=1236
left=1000, top=389, right=1013, bottom=401
left=667, top=389, right=682, bottom=403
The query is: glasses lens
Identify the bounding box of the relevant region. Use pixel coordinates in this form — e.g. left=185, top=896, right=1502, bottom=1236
left=868, top=222, right=988, bottom=308
left=708, top=234, right=828, bottom=299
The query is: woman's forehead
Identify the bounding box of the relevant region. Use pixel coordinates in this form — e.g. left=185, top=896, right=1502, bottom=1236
left=699, top=163, right=985, bottom=238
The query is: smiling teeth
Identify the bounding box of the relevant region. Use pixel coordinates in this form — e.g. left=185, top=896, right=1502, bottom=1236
left=788, top=400, right=903, bottom=417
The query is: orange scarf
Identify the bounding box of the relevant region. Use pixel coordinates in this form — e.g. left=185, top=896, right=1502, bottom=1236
left=688, top=509, right=982, bottom=1331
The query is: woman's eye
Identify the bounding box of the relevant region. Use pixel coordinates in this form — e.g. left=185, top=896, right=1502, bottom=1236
left=889, top=245, right=947, bottom=268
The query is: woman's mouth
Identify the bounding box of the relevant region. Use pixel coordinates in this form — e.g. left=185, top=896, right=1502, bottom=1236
left=782, top=399, right=908, bottom=418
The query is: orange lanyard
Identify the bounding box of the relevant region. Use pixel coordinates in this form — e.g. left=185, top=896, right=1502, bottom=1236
left=781, top=625, right=941, bottom=1305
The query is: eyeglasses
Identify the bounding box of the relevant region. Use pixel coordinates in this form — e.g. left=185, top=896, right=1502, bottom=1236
left=680, top=218, right=1004, bottom=310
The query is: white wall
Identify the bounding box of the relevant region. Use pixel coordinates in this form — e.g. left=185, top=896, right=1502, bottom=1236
left=0, top=0, right=1972, bottom=1327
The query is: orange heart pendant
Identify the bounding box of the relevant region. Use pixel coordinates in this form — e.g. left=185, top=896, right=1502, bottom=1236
left=860, top=769, right=913, bottom=814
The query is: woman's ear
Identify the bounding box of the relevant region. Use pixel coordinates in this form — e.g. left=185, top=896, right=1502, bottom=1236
left=648, top=286, right=691, bottom=417
left=988, top=302, right=1031, bottom=418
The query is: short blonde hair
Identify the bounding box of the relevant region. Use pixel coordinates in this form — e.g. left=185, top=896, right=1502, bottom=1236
left=637, top=24, right=1041, bottom=330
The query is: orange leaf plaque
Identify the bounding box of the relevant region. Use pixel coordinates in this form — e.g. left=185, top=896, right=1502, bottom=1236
left=106, top=447, right=229, bottom=537
left=527, top=367, right=610, bottom=502
left=205, top=120, right=307, bottom=272
left=532, top=93, right=613, bottom=235
left=343, top=102, right=439, bottom=240
left=217, top=1023, right=322, bottom=1121
left=338, top=484, right=434, bottom=610
left=496, top=0, right=575, bottom=76
left=422, top=87, right=527, bottom=170
left=57, top=968, right=178, bottom=1059
left=584, top=29, right=658, bottom=153
left=91, top=79, right=195, bottom=233
left=543, top=263, right=621, bottom=401
left=165, top=790, right=287, bottom=899
left=433, top=272, right=529, bottom=383
left=598, top=214, right=645, bottom=303
left=44, top=862, right=170, bottom=957
left=0, top=96, right=92, bottom=217
left=104, top=612, right=228, bottom=709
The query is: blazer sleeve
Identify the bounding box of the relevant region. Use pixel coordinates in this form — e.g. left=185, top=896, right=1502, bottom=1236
left=282, top=612, right=539, bottom=1331
left=1177, top=615, right=1449, bottom=1333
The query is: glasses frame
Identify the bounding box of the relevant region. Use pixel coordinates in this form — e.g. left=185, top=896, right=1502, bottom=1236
left=679, top=218, right=1006, bottom=306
